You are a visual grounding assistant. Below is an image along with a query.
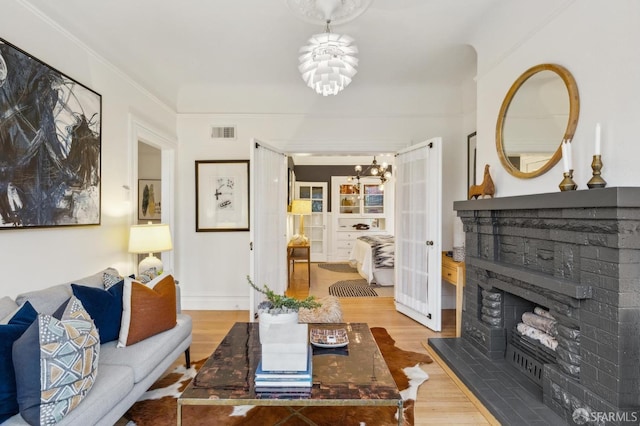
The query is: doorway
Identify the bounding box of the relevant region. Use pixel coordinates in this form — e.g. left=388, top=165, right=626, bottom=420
left=294, top=181, right=328, bottom=262
left=137, top=141, right=161, bottom=224
left=287, top=144, right=443, bottom=332
left=130, top=117, right=177, bottom=274
left=289, top=154, right=395, bottom=263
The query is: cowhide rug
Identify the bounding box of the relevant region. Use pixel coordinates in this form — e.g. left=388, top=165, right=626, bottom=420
left=124, top=327, right=432, bottom=426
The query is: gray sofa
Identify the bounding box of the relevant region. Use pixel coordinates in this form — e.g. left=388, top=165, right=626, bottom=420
left=1, top=268, right=192, bottom=426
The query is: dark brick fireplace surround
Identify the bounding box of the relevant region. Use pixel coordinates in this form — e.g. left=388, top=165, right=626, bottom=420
left=429, top=187, right=640, bottom=425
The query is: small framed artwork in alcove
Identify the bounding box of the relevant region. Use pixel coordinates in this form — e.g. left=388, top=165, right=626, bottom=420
left=138, top=179, right=161, bottom=220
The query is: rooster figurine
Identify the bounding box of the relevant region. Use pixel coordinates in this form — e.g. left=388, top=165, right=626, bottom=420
left=468, top=164, right=495, bottom=199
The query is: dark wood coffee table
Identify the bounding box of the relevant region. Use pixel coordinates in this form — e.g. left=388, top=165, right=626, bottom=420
left=177, top=322, right=403, bottom=425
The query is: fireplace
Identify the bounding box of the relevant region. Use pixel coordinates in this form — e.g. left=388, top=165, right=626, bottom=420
left=430, top=188, right=640, bottom=425
left=481, top=289, right=561, bottom=386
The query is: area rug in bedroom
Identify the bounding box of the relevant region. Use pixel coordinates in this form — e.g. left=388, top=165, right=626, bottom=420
left=317, top=262, right=358, bottom=273
left=123, top=327, right=432, bottom=426
left=329, top=279, right=379, bottom=297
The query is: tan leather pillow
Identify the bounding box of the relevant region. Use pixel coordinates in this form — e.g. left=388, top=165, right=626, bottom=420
left=118, top=274, right=176, bottom=347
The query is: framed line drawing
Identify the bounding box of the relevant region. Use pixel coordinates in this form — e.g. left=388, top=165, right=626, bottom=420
left=138, top=179, right=161, bottom=220
left=467, top=132, right=477, bottom=193
left=195, top=160, right=250, bottom=232
left=0, top=37, right=101, bottom=229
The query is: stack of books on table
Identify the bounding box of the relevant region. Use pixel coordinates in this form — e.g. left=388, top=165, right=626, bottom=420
left=255, top=348, right=312, bottom=397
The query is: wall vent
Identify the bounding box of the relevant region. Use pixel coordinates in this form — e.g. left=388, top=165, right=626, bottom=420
left=211, top=126, right=236, bottom=140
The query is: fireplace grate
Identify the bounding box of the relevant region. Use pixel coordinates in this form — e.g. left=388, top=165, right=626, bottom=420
left=506, top=327, right=557, bottom=386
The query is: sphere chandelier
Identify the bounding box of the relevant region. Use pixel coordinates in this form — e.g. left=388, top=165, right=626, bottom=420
left=348, top=156, right=392, bottom=193
left=298, top=21, right=358, bottom=96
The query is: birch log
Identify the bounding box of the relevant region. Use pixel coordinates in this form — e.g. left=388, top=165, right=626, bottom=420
left=516, top=322, right=558, bottom=351
left=522, top=312, right=557, bottom=336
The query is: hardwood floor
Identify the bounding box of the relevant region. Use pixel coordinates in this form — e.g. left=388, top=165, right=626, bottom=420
left=178, top=263, right=497, bottom=425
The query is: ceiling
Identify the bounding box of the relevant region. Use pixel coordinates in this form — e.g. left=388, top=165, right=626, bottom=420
left=23, top=0, right=503, bottom=110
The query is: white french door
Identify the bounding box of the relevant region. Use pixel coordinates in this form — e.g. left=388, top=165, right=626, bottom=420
left=249, top=139, right=288, bottom=320
left=394, top=138, right=442, bottom=331
left=294, top=182, right=328, bottom=262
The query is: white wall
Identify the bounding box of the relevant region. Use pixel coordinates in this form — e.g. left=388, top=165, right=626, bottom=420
left=1, top=1, right=176, bottom=298
left=472, top=0, right=640, bottom=196
left=177, top=101, right=468, bottom=309
left=2, top=2, right=491, bottom=313
left=138, top=142, right=162, bottom=182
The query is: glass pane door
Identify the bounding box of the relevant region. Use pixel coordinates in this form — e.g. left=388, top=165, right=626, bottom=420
left=295, top=182, right=327, bottom=262
left=394, top=138, right=442, bottom=331
left=250, top=140, right=288, bottom=319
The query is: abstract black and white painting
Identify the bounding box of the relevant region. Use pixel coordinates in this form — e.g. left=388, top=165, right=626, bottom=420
left=0, top=38, right=101, bottom=229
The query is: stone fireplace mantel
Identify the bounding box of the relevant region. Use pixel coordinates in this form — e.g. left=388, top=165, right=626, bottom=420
left=469, top=256, right=592, bottom=299
left=430, top=187, right=640, bottom=425
left=453, top=186, right=640, bottom=211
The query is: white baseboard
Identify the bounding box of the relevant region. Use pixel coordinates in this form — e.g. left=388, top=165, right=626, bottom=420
left=182, top=295, right=250, bottom=311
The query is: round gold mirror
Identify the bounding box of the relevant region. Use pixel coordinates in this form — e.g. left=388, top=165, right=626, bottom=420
left=496, top=64, right=579, bottom=178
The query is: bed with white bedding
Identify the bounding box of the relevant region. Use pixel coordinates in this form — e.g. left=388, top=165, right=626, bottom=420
left=348, top=234, right=395, bottom=286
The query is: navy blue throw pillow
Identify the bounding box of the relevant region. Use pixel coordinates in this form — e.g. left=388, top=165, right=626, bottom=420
left=0, top=301, right=37, bottom=423
left=71, top=281, right=124, bottom=343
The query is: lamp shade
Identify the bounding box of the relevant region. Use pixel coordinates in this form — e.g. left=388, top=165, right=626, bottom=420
left=299, top=31, right=358, bottom=96
left=290, top=200, right=312, bottom=215
left=128, top=223, right=173, bottom=254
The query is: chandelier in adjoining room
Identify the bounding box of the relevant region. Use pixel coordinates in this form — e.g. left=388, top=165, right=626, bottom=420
left=348, top=156, right=392, bottom=192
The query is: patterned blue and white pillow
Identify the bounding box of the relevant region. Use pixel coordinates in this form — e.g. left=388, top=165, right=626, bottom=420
left=13, top=297, right=99, bottom=425
left=102, top=271, right=124, bottom=290
left=136, top=267, right=159, bottom=284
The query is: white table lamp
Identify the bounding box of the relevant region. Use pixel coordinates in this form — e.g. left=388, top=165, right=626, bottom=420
left=128, top=223, right=173, bottom=275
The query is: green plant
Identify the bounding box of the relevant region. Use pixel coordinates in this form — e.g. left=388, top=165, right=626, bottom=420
left=247, top=276, right=320, bottom=312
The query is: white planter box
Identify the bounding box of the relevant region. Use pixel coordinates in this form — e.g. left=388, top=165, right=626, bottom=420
left=261, top=323, right=308, bottom=371
left=258, top=311, right=298, bottom=344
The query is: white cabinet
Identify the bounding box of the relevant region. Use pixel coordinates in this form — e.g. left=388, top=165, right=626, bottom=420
left=336, top=231, right=357, bottom=260
left=336, top=181, right=385, bottom=216
left=330, top=176, right=393, bottom=261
